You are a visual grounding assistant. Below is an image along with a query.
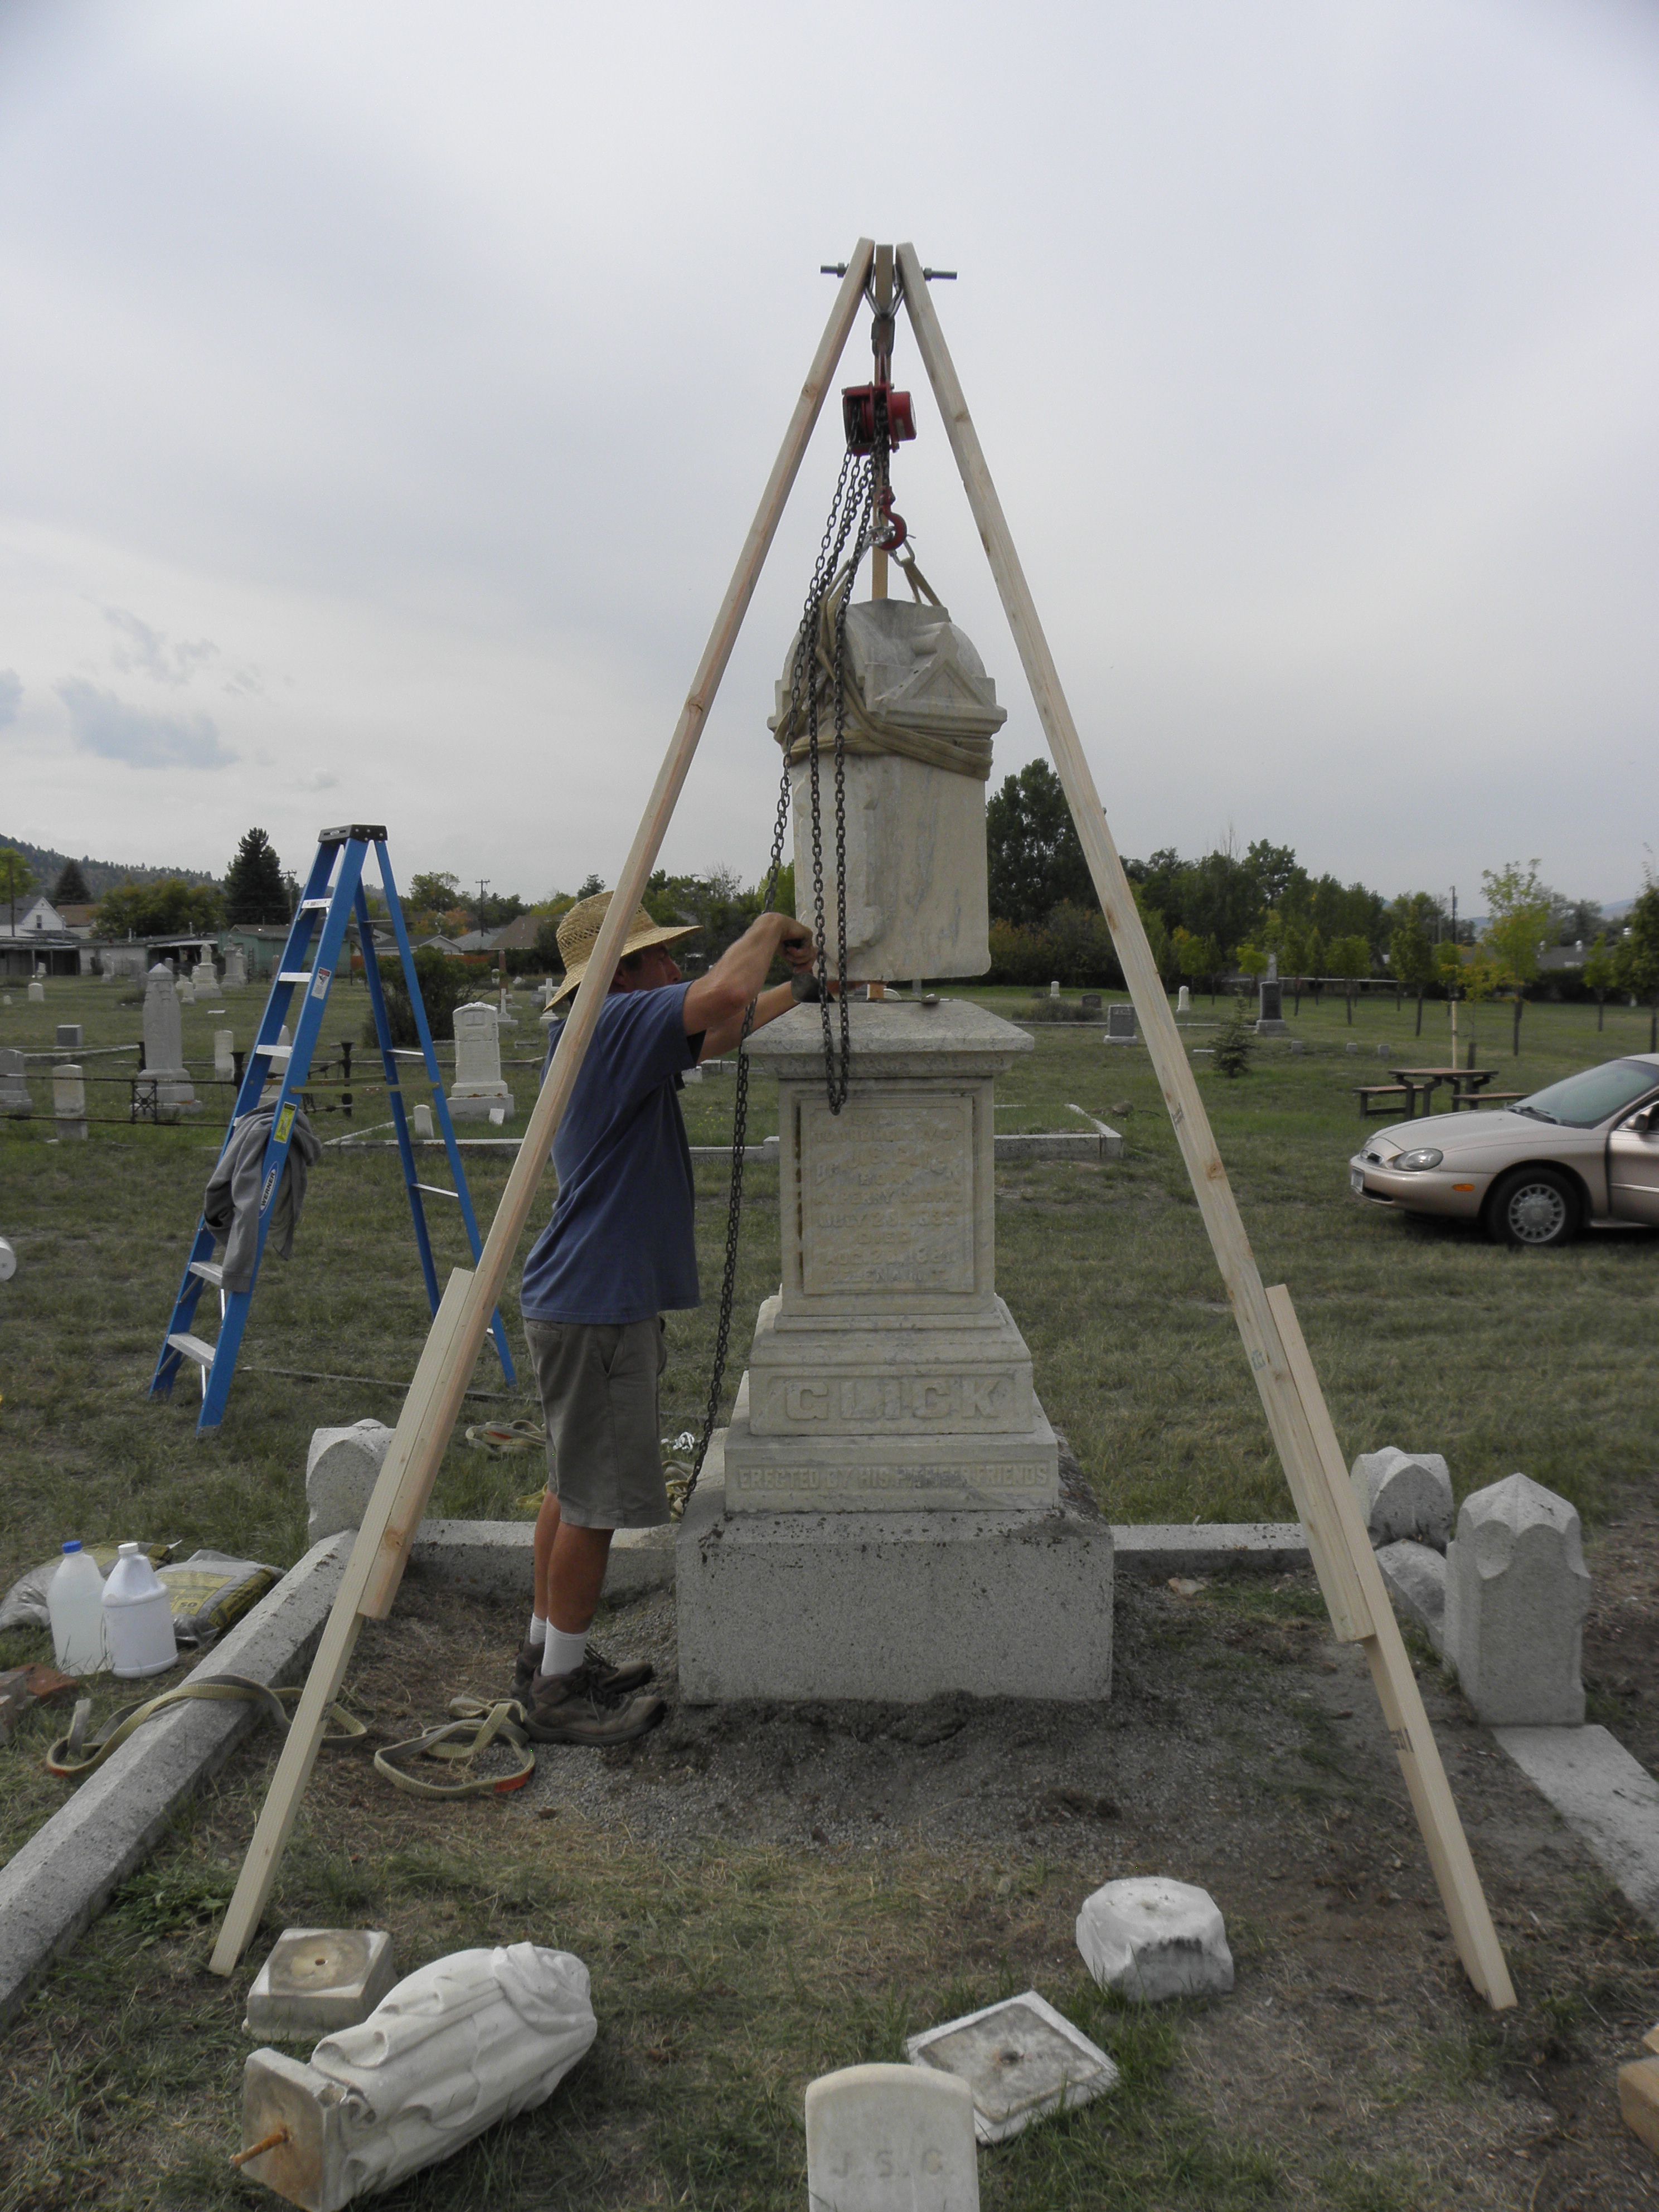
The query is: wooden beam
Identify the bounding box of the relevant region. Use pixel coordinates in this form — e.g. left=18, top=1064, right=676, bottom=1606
left=1268, top=1286, right=1516, bottom=2008
left=896, top=240, right=1513, bottom=2009
left=207, top=241, right=878, bottom=1975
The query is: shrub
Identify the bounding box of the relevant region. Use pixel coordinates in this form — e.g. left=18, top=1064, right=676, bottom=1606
left=368, top=949, right=495, bottom=1046
left=1210, top=1001, right=1254, bottom=1078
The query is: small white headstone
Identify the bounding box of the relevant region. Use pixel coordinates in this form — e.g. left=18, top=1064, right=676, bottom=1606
left=223, top=947, right=248, bottom=988
left=51, top=1063, right=87, bottom=1139
left=1176, top=985, right=1190, bottom=1013
left=906, top=1990, right=1117, bottom=2145
left=305, top=1420, right=396, bottom=1545
left=214, top=1030, right=236, bottom=1079
left=1048, top=979, right=1060, bottom=998
left=412, top=1103, right=434, bottom=1139
left=26, top=980, right=44, bottom=1003
left=1444, top=1473, right=1590, bottom=1725
left=1351, top=1447, right=1453, bottom=1550
left=176, top=978, right=195, bottom=1005
left=448, top=1002, right=515, bottom=1122
left=806, top=2063, right=978, bottom=2210
left=1345, top=1041, right=1357, bottom=1055
left=1076, top=1876, right=1234, bottom=2002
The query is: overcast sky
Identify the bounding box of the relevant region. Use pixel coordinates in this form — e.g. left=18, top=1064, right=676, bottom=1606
left=1, top=0, right=1655, bottom=914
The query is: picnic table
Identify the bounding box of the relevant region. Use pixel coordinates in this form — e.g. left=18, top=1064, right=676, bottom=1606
left=1387, top=1066, right=1497, bottom=1118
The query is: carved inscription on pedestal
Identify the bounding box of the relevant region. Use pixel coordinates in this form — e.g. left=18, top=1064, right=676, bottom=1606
left=798, top=1095, right=974, bottom=1297
left=762, top=1371, right=1020, bottom=1432
left=730, top=1463, right=1054, bottom=1501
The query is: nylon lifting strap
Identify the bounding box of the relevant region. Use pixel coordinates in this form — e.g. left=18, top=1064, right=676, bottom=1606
left=46, top=1674, right=366, bottom=1781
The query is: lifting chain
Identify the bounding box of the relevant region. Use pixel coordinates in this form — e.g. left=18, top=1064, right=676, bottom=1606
left=684, top=443, right=881, bottom=1498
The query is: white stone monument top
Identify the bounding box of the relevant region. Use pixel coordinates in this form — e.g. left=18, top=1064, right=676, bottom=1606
left=806, top=2062, right=978, bottom=2210
left=448, top=1001, right=515, bottom=1121
left=1076, top=1876, right=1235, bottom=2002
left=905, top=1989, right=1118, bottom=2143
left=739, top=996, right=1031, bottom=1084
left=1444, top=1472, right=1590, bottom=1726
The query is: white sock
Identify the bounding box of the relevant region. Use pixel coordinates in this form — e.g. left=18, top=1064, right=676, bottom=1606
left=539, top=1625, right=588, bottom=1679
left=527, top=1612, right=547, bottom=1645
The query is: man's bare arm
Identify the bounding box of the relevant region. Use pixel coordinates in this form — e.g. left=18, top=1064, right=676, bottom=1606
left=684, top=911, right=813, bottom=1059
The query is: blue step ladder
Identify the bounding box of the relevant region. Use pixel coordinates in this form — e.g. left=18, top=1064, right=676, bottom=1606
left=149, top=823, right=516, bottom=1434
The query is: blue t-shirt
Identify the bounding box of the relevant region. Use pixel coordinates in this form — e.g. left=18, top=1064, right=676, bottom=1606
left=518, top=983, right=702, bottom=1326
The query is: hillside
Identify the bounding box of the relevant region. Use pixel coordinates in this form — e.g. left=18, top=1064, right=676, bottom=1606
left=0, top=833, right=217, bottom=901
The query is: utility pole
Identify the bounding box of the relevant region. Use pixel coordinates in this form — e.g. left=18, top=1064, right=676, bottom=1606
left=476, top=879, right=490, bottom=939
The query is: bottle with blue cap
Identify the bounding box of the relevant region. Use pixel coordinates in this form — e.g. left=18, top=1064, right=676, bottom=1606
left=47, top=1541, right=108, bottom=1675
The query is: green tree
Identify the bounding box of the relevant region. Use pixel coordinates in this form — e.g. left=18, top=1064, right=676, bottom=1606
left=51, top=858, right=91, bottom=905
left=1327, top=934, right=1370, bottom=1024
left=1389, top=910, right=1435, bottom=1036
left=0, top=846, right=32, bottom=936
left=1210, top=999, right=1254, bottom=1078
left=1235, top=942, right=1269, bottom=981
left=222, top=828, right=289, bottom=925
left=1583, top=933, right=1618, bottom=1031
left=1480, top=858, right=1553, bottom=1054
left=406, top=870, right=462, bottom=919
left=986, top=760, right=1092, bottom=928
left=1616, top=881, right=1659, bottom=1052
left=93, top=878, right=222, bottom=940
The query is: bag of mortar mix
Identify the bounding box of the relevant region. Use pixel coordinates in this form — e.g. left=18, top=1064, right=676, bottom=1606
left=0, top=1544, right=278, bottom=1646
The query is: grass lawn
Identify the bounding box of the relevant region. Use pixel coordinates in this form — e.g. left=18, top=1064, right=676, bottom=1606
left=1, top=973, right=1656, bottom=2209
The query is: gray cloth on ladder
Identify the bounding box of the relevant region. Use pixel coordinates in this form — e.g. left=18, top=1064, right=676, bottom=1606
left=203, top=1107, right=323, bottom=1293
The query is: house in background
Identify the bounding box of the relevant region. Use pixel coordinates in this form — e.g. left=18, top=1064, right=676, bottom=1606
left=1, top=896, right=83, bottom=978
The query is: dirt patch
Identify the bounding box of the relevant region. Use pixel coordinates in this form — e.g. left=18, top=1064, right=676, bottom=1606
left=303, top=1506, right=1659, bottom=2211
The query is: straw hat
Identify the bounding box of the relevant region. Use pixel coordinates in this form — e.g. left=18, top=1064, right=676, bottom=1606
left=547, top=889, right=697, bottom=1005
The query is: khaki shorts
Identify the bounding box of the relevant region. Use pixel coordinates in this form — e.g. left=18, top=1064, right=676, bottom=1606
left=523, top=1316, right=671, bottom=1531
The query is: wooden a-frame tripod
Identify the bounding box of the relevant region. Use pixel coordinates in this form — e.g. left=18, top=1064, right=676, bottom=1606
left=208, top=239, right=1515, bottom=2011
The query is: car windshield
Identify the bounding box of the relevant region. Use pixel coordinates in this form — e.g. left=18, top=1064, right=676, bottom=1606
left=1511, top=1059, right=1659, bottom=1129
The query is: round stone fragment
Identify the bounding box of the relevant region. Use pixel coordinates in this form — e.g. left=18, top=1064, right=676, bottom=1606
left=1075, top=1875, right=1234, bottom=2002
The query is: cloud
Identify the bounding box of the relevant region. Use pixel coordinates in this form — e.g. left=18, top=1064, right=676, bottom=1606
left=0, top=671, right=19, bottom=729
left=101, top=604, right=220, bottom=686
left=57, top=678, right=236, bottom=769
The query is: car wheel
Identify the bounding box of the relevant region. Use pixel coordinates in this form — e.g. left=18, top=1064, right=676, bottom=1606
left=1486, top=1167, right=1580, bottom=1250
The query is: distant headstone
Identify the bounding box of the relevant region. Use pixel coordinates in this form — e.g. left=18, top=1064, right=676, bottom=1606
left=192, top=957, right=215, bottom=992
left=805, top=2063, right=978, bottom=2210
left=1176, top=985, right=1190, bottom=1013
left=411, top=1103, right=434, bottom=1139
left=447, top=1003, right=515, bottom=1122
left=51, top=1064, right=87, bottom=1141
left=1080, top=993, right=1101, bottom=1016
left=1345, top=1041, right=1358, bottom=1056
left=0, top=1049, right=32, bottom=1116
left=1104, top=1003, right=1137, bottom=1042
left=1290, top=1039, right=1304, bottom=1055
left=1076, top=1876, right=1234, bottom=2002
left=214, top=1030, right=236, bottom=1079
left=1351, top=1447, right=1453, bottom=1550
left=1376, top=1043, right=1388, bottom=1059
left=1255, top=973, right=1288, bottom=1036
left=306, top=1420, right=396, bottom=1546
left=1048, top=979, right=1060, bottom=998
left=55, top=1025, right=83, bottom=1049
left=1444, top=1473, right=1590, bottom=1726
left=222, top=947, right=248, bottom=988
left=176, top=978, right=195, bottom=1005
left=139, top=964, right=199, bottom=1118
left=26, top=981, right=44, bottom=1003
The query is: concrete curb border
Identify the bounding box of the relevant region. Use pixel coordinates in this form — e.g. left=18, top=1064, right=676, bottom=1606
left=1495, top=1724, right=1659, bottom=1925
left=0, top=1532, right=351, bottom=2034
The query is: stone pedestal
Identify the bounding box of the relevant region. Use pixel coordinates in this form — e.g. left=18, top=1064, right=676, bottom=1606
left=678, top=999, right=1112, bottom=1704
left=223, top=948, right=248, bottom=988
left=722, top=1000, right=1056, bottom=1511
left=139, top=964, right=198, bottom=1117
left=446, top=1002, right=514, bottom=1122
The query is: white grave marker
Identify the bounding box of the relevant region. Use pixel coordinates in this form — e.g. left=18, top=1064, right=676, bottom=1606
left=140, top=963, right=198, bottom=1116
left=51, top=1063, right=87, bottom=1141
left=1, top=1048, right=33, bottom=1115
left=26, top=981, right=44, bottom=1003
left=806, top=2063, right=978, bottom=2210
left=214, top=1030, right=236, bottom=1079
left=447, top=1002, right=515, bottom=1122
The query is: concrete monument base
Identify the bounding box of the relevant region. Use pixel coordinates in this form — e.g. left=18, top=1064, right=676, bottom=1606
left=676, top=1429, right=1113, bottom=1705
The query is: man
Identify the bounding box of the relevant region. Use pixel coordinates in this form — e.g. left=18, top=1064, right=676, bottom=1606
left=515, top=886, right=814, bottom=1745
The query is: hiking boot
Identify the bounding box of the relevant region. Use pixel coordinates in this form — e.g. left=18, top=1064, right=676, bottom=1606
left=511, top=1638, right=653, bottom=1701
left=522, top=1660, right=665, bottom=1747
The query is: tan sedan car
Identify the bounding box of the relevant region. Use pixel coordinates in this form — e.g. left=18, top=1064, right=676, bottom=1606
left=1350, top=1053, right=1659, bottom=1248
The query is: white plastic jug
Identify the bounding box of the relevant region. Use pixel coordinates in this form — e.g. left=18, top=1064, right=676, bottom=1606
left=47, top=1541, right=108, bottom=1675
left=101, top=1543, right=177, bottom=1679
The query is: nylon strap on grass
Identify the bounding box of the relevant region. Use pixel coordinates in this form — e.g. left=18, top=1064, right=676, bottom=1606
left=45, top=1673, right=367, bottom=1781
left=372, top=1696, right=536, bottom=1800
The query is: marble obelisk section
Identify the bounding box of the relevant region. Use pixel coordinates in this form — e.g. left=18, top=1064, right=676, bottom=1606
left=721, top=1000, right=1059, bottom=1512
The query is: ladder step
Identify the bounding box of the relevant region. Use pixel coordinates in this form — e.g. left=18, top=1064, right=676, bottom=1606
left=188, top=1259, right=225, bottom=1287
left=277, top=969, right=314, bottom=984
left=414, top=1182, right=462, bottom=1201
left=167, top=1331, right=217, bottom=1369
left=299, top=898, right=332, bottom=911
left=255, top=1044, right=292, bottom=1062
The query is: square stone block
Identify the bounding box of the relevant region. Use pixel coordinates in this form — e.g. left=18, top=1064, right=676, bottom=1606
left=905, top=1990, right=1118, bottom=2143
left=676, top=1432, right=1111, bottom=1703
left=245, top=1927, right=397, bottom=2038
